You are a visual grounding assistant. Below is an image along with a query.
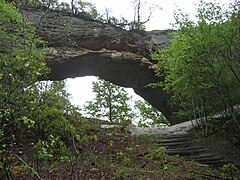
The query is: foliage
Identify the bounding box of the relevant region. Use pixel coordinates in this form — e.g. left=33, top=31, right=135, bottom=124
left=29, top=81, right=99, bottom=166
left=83, top=78, right=134, bottom=125
left=69, top=0, right=99, bottom=19
left=34, top=135, right=72, bottom=164
left=0, top=2, right=99, bottom=178
left=222, top=163, right=240, bottom=179
left=134, top=100, right=170, bottom=127
left=0, top=0, right=48, bottom=159
left=114, top=168, right=129, bottom=180
left=7, top=0, right=156, bottom=31
left=151, top=0, right=240, bottom=135
left=102, top=0, right=160, bottom=31
left=34, top=81, right=80, bottom=115
left=0, top=0, right=49, bottom=177
left=6, top=0, right=101, bottom=20
left=131, top=0, right=148, bottom=30
left=106, top=16, right=132, bottom=30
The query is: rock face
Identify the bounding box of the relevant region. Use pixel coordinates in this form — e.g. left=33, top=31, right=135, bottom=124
left=22, top=9, right=175, bottom=122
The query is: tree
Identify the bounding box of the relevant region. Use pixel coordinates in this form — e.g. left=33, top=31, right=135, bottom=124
left=6, top=0, right=59, bottom=9
left=0, top=0, right=49, bottom=137
left=39, top=0, right=58, bottom=9
left=29, top=80, right=84, bottom=143
left=35, top=80, right=80, bottom=115
left=6, top=0, right=101, bottom=20
left=130, top=0, right=160, bottom=30
left=152, top=0, right=240, bottom=135
left=0, top=0, right=49, bottom=175
left=57, top=2, right=71, bottom=13
left=131, top=0, right=147, bottom=30
left=66, top=0, right=100, bottom=19
left=83, top=78, right=134, bottom=125
left=0, top=2, right=98, bottom=177
left=134, top=100, right=170, bottom=127
left=100, top=0, right=160, bottom=30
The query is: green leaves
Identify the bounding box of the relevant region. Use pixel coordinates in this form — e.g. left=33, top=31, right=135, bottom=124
left=152, top=1, right=240, bottom=126
left=134, top=100, right=169, bottom=127
left=34, top=136, right=71, bottom=163
left=22, top=116, right=35, bottom=129
left=0, top=2, right=101, bottom=176
left=83, top=77, right=134, bottom=125
left=0, top=1, right=51, bottom=172
left=0, top=1, right=22, bottom=24
left=0, top=0, right=49, bottom=130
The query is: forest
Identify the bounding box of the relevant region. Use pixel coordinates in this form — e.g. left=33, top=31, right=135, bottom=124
left=0, top=0, right=239, bottom=179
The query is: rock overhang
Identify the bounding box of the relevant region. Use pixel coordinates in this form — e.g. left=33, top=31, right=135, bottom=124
left=22, top=9, right=176, bottom=122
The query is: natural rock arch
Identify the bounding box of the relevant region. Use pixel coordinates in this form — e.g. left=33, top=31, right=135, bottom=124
left=22, top=9, right=176, bottom=122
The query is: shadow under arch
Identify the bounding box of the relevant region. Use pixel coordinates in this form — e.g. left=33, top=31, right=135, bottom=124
left=47, top=49, right=175, bottom=122
left=21, top=9, right=177, bottom=123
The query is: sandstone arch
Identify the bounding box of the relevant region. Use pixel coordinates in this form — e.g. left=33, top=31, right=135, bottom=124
left=22, top=9, right=175, bottom=122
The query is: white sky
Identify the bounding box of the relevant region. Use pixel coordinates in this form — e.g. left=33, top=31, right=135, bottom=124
left=82, top=0, right=198, bottom=31
left=61, top=0, right=199, bottom=31
left=64, top=0, right=232, bottom=108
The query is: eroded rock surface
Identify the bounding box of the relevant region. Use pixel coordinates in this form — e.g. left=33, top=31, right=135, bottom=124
left=22, top=9, right=175, bottom=122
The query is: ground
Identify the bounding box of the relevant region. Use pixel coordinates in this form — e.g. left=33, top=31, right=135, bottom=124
left=128, top=119, right=240, bottom=167
left=192, top=128, right=240, bottom=166
left=8, top=119, right=240, bottom=180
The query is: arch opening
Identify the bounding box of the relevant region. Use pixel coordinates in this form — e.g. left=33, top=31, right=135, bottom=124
left=66, top=76, right=170, bottom=126
left=47, top=51, right=174, bottom=122
left=21, top=9, right=175, bottom=122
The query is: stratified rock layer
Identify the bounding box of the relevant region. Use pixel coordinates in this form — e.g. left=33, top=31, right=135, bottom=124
left=22, top=9, right=175, bottom=122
